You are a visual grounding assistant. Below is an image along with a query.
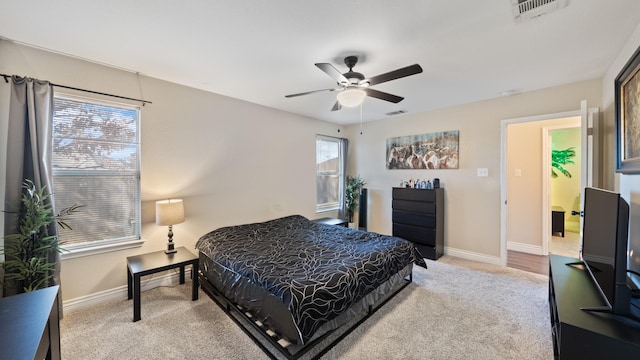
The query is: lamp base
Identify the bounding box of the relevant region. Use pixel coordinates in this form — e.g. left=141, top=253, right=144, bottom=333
left=165, top=240, right=177, bottom=254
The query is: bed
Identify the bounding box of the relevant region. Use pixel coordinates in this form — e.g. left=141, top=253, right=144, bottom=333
left=195, top=215, right=425, bottom=359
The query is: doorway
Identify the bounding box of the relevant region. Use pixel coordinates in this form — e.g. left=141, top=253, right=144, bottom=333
left=500, top=101, right=598, bottom=268
left=546, top=125, right=581, bottom=257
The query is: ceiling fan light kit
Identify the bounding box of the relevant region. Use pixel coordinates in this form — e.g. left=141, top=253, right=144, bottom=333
left=337, top=88, right=366, bottom=107
left=285, top=55, right=423, bottom=112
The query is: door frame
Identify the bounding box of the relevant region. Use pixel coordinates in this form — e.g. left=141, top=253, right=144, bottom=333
left=500, top=110, right=581, bottom=266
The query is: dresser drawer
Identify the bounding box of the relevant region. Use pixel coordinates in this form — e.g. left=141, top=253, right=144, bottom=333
left=392, top=210, right=436, bottom=228
left=392, top=187, right=437, bottom=202
left=393, top=223, right=436, bottom=246
left=392, top=199, right=435, bottom=214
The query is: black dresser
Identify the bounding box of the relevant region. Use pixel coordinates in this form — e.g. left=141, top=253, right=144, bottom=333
left=392, top=187, right=444, bottom=260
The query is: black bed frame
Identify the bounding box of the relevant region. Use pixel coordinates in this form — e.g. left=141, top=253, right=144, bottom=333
left=198, top=269, right=413, bottom=360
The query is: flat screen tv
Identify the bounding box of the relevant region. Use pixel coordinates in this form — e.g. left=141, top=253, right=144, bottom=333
left=580, top=187, right=638, bottom=320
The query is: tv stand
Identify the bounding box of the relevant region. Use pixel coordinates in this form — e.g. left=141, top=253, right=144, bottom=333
left=549, top=255, right=640, bottom=359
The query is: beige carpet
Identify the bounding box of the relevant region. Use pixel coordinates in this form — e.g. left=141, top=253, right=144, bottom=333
left=550, top=231, right=580, bottom=258
left=60, top=256, right=553, bottom=359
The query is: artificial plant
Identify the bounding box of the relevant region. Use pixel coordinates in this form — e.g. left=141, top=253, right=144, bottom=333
left=1, top=179, right=80, bottom=293
left=551, top=147, right=576, bottom=178
left=345, top=175, right=366, bottom=223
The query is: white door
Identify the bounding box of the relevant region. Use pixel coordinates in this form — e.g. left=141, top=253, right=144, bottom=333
left=578, top=100, right=599, bottom=252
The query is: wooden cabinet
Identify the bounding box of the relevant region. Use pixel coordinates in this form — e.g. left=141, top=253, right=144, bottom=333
left=392, top=187, right=444, bottom=260
left=551, top=206, right=565, bottom=237
left=549, top=254, right=640, bottom=359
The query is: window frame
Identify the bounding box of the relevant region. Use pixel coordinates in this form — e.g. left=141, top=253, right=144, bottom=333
left=315, top=135, right=345, bottom=213
left=52, top=93, right=143, bottom=259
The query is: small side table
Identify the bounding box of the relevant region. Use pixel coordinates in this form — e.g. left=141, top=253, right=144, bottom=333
left=127, top=246, right=199, bottom=322
left=314, top=217, right=349, bottom=227
left=551, top=206, right=565, bottom=238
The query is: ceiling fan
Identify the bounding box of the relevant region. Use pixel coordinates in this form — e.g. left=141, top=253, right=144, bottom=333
left=285, top=56, right=423, bottom=111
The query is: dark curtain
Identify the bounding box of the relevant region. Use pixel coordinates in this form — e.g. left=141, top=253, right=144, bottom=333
left=337, top=137, right=349, bottom=220
left=3, top=76, right=59, bottom=301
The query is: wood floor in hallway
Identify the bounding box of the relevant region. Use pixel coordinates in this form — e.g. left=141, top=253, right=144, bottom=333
left=507, top=250, right=549, bottom=276
left=507, top=231, right=580, bottom=276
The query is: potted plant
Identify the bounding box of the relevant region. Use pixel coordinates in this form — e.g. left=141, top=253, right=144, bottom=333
left=345, top=175, right=366, bottom=224
left=1, top=179, right=80, bottom=293
left=551, top=147, right=576, bottom=178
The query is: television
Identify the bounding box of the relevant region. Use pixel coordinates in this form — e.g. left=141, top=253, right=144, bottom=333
left=579, top=187, right=639, bottom=320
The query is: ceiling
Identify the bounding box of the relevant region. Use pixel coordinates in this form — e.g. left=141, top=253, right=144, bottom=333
left=1, top=0, right=640, bottom=125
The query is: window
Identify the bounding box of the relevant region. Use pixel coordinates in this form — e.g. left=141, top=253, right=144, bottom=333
left=52, top=94, right=141, bottom=254
left=316, top=135, right=344, bottom=212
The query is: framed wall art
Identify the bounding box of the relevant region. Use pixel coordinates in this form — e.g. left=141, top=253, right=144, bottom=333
left=616, top=44, right=640, bottom=174
left=386, top=130, right=459, bottom=170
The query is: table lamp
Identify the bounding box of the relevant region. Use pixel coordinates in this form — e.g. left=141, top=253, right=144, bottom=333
left=156, top=199, right=185, bottom=254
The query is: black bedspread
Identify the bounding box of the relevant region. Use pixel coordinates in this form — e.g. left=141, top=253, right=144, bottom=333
left=196, top=215, right=425, bottom=343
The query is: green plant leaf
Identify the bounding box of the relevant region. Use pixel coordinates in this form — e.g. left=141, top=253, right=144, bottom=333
left=551, top=147, right=576, bottom=178
left=1, top=179, right=80, bottom=292
left=345, top=175, right=366, bottom=222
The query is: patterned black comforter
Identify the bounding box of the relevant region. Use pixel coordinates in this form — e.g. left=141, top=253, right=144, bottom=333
left=196, top=215, right=425, bottom=343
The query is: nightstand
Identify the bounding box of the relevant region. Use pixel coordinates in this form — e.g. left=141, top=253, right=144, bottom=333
left=314, top=217, right=349, bottom=227
left=126, top=246, right=199, bottom=322
left=551, top=206, right=565, bottom=237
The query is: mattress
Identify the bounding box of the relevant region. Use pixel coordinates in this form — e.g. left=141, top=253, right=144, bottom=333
left=196, top=215, right=425, bottom=345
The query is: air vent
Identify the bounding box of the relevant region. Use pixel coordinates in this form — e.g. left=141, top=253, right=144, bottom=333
left=511, top=0, right=568, bottom=22
left=386, top=110, right=407, bottom=116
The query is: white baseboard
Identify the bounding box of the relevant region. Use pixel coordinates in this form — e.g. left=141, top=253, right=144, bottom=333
left=507, top=242, right=545, bottom=255
left=444, top=247, right=502, bottom=266
left=63, top=246, right=513, bottom=313
left=63, top=269, right=193, bottom=314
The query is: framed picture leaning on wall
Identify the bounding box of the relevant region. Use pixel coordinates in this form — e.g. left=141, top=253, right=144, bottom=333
left=616, top=44, right=640, bottom=174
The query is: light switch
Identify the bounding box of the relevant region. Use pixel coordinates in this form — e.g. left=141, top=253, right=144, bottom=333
left=515, top=169, right=522, bottom=177
left=477, top=168, right=489, bottom=177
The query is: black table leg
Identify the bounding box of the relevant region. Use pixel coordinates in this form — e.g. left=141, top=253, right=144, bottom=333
left=191, top=261, right=199, bottom=301
left=179, top=265, right=185, bottom=284
left=127, top=268, right=132, bottom=300
left=133, top=274, right=141, bottom=322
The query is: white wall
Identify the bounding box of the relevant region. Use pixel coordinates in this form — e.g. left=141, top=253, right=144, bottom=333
left=345, top=80, right=601, bottom=263
left=0, top=27, right=628, bottom=303
left=603, top=22, right=640, bottom=274
left=0, top=39, right=342, bottom=301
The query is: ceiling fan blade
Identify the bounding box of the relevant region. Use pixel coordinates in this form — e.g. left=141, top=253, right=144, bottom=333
left=366, top=64, right=423, bottom=86
left=365, top=88, right=404, bottom=103
left=331, top=101, right=342, bottom=111
left=315, top=63, right=350, bottom=85
left=285, top=88, right=335, bottom=98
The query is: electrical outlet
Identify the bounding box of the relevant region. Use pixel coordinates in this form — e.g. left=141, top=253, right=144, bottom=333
left=477, top=168, right=489, bottom=177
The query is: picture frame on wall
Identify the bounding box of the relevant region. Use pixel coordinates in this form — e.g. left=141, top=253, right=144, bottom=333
left=386, top=130, right=459, bottom=170
left=615, top=44, right=640, bottom=174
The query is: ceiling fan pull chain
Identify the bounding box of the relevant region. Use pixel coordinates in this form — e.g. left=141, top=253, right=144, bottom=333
left=360, top=102, right=364, bottom=135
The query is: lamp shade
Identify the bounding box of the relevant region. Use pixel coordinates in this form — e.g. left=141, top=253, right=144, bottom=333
left=336, top=88, right=366, bottom=107
left=156, top=199, right=185, bottom=226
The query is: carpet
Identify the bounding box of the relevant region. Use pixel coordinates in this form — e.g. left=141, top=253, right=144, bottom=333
left=60, top=256, right=553, bottom=359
